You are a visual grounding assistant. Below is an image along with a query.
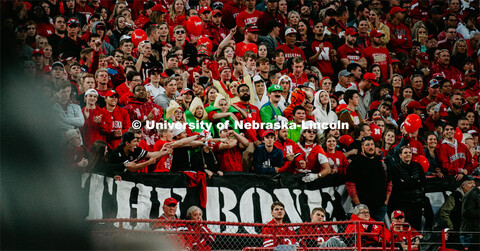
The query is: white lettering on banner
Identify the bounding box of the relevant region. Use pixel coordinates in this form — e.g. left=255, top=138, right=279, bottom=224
left=86, top=173, right=105, bottom=220
left=240, top=188, right=274, bottom=234
left=115, top=180, right=136, bottom=229
left=133, top=184, right=153, bottom=230
left=321, top=187, right=335, bottom=218
left=220, top=187, right=239, bottom=233
left=304, top=189, right=323, bottom=216
left=274, top=189, right=303, bottom=224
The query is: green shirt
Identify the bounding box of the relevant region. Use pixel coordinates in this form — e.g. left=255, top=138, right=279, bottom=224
left=287, top=121, right=302, bottom=143
left=260, top=101, right=283, bottom=125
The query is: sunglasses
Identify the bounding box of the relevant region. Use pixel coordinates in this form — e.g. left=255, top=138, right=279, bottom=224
left=175, top=30, right=186, bottom=34
left=68, top=24, right=79, bottom=28
left=306, top=129, right=317, bottom=134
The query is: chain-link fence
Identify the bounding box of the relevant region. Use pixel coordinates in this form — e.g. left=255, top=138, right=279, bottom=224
left=87, top=219, right=391, bottom=250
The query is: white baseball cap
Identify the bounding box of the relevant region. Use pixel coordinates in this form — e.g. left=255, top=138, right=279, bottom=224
left=85, top=89, right=98, bottom=96
left=285, top=28, right=297, bottom=36
left=253, top=75, right=264, bottom=83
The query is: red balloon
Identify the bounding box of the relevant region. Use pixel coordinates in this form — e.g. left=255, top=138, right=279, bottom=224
left=240, top=43, right=258, bottom=57
left=404, top=114, right=421, bottom=133
left=370, top=123, right=382, bottom=142
left=455, top=127, right=463, bottom=142
left=338, top=135, right=354, bottom=147
left=197, top=36, right=213, bottom=52
left=131, top=29, right=147, bottom=47
left=413, top=155, right=429, bottom=173
left=186, top=16, right=203, bottom=36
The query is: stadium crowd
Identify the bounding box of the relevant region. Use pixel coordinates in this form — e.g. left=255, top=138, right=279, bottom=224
left=3, top=0, right=480, bottom=249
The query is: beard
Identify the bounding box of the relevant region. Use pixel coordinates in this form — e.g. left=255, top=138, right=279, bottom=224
left=373, top=40, right=381, bottom=46
left=364, top=151, right=375, bottom=158
left=240, top=94, right=250, bottom=102
left=452, top=103, right=462, bottom=109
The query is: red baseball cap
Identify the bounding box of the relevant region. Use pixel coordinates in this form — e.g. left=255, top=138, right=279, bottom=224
left=393, top=210, right=405, bottom=219
left=32, top=48, right=45, bottom=56
left=212, top=9, right=222, bottom=16
left=105, top=90, right=119, bottom=98
left=369, top=29, right=384, bottom=38
left=219, top=65, right=230, bottom=73
left=164, top=197, right=178, bottom=206
left=391, top=58, right=401, bottom=63
left=389, top=6, right=406, bottom=16
left=262, top=129, right=275, bottom=138
left=152, top=4, right=168, bottom=13
left=363, top=72, right=378, bottom=86
left=409, top=8, right=423, bottom=19
left=453, top=82, right=467, bottom=90
left=432, top=73, right=445, bottom=79
left=246, top=25, right=260, bottom=33
left=417, top=53, right=429, bottom=64
left=180, top=88, right=194, bottom=95
left=199, top=6, right=212, bottom=14
left=345, top=28, right=357, bottom=36
left=406, top=100, right=425, bottom=110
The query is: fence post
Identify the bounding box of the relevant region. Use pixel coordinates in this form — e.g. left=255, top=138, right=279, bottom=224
left=356, top=222, right=362, bottom=251
left=273, top=224, right=277, bottom=247
left=441, top=229, right=446, bottom=249
left=407, top=226, right=411, bottom=251
left=382, top=222, right=386, bottom=251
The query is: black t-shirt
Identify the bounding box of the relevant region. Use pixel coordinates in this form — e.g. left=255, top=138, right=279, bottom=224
left=108, top=145, right=148, bottom=175
left=170, top=147, right=192, bottom=172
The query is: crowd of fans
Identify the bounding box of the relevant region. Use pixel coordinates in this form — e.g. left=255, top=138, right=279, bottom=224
left=4, top=0, right=480, bottom=249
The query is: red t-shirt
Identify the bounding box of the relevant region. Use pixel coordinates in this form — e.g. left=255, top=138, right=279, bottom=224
left=325, top=150, right=348, bottom=175
left=81, top=106, right=108, bottom=150
left=213, top=141, right=243, bottom=172
left=275, top=44, right=306, bottom=61
left=362, top=46, right=391, bottom=82
left=337, top=44, right=364, bottom=64
left=236, top=10, right=263, bottom=28
left=308, top=40, right=335, bottom=78
left=153, top=140, right=174, bottom=172
left=102, top=106, right=131, bottom=149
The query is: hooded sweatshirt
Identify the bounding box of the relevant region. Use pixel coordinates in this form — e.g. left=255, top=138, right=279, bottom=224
left=436, top=139, right=474, bottom=175
left=313, top=90, right=338, bottom=136
left=253, top=80, right=269, bottom=109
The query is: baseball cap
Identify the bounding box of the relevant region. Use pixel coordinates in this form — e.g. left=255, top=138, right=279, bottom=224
left=51, top=61, right=65, bottom=69
left=453, top=82, right=467, bottom=89
left=180, top=88, right=194, bottom=95
left=67, top=18, right=80, bottom=27
left=300, top=120, right=317, bottom=134
left=391, top=58, right=401, bottom=64
left=393, top=210, right=405, bottom=219
left=427, top=34, right=437, bottom=41
left=268, top=84, right=283, bottom=93
left=120, top=35, right=131, bottom=43
left=338, top=69, right=353, bottom=78
left=285, top=28, right=297, bottom=36
left=345, top=28, right=357, bottom=36
left=144, top=1, right=156, bottom=10
left=212, top=9, right=222, bottom=16
left=212, top=1, right=223, bottom=9
left=417, top=53, right=429, bottom=64
left=262, top=129, right=275, bottom=138
left=369, top=29, right=384, bottom=38
left=164, top=197, right=178, bottom=206
left=389, top=6, right=406, bottom=16
left=363, top=72, right=379, bottom=86
left=432, top=73, right=445, bottom=79
left=150, top=67, right=162, bottom=73
left=325, top=8, right=336, bottom=17
left=433, top=103, right=449, bottom=116
left=105, top=90, right=119, bottom=98
left=253, top=75, right=264, bottom=83
left=152, top=4, right=168, bottom=12
left=246, top=25, right=260, bottom=34
left=406, top=100, right=425, bottom=110
left=468, top=130, right=479, bottom=135
left=409, top=8, right=423, bottom=19
left=299, top=82, right=315, bottom=90
left=219, top=65, right=230, bottom=73
left=199, top=6, right=212, bottom=14
left=32, top=49, right=45, bottom=56
left=429, top=79, right=440, bottom=88
left=85, top=89, right=99, bottom=96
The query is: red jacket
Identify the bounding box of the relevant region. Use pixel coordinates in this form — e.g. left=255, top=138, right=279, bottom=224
left=261, top=219, right=297, bottom=247
left=184, top=223, right=216, bottom=251
left=386, top=22, right=412, bottom=54
left=430, top=63, right=464, bottom=85
left=436, top=139, right=475, bottom=175
left=234, top=101, right=264, bottom=142
left=274, top=139, right=304, bottom=173
left=296, top=143, right=328, bottom=173
left=102, top=106, right=131, bottom=149
left=81, top=106, right=109, bottom=150
left=298, top=223, right=338, bottom=246
left=344, top=214, right=390, bottom=246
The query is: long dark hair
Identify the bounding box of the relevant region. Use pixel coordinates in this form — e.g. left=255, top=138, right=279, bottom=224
left=87, top=140, right=108, bottom=172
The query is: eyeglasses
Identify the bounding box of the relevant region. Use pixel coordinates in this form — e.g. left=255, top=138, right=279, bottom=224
left=175, top=30, right=186, bottom=34
left=359, top=211, right=370, bottom=215
left=306, top=129, right=317, bottom=134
